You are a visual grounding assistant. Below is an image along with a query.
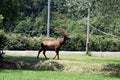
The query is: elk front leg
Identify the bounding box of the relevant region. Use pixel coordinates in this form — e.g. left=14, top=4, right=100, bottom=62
left=53, top=54, right=57, bottom=59
left=53, top=50, right=59, bottom=60
left=57, top=50, right=59, bottom=60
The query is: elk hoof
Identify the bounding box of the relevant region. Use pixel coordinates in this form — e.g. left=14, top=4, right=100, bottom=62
left=37, top=57, right=39, bottom=59
left=45, top=57, right=48, bottom=59
left=53, top=57, right=55, bottom=59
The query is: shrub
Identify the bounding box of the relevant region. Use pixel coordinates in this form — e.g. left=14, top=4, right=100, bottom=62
left=90, top=35, right=120, bottom=51
left=0, top=30, right=7, bottom=50
left=1, top=32, right=120, bottom=51
left=5, top=34, right=40, bottom=50
left=61, top=33, right=86, bottom=51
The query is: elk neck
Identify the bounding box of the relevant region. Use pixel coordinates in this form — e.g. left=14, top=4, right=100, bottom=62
left=60, top=37, right=67, bottom=45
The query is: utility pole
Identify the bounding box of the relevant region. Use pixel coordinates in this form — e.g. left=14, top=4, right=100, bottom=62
left=86, top=0, right=91, bottom=55
left=47, top=0, right=51, bottom=37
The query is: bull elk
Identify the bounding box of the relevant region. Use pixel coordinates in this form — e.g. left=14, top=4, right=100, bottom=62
left=37, top=28, right=70, bottom=60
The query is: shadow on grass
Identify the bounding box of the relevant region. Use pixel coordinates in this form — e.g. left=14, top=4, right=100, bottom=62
left=1, top=55, right=64, bottom=71
left=102, top=64, right=120, bottom=76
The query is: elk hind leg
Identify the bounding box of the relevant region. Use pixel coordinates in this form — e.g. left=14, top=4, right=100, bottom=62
left=57, top=50, right=59, bottom=60
left=43, top=50, right=47, bottom=59
left=37, top=49, right=42, bottom=59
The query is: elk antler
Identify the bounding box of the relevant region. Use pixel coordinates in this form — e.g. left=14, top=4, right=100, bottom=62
left=55, top=27, right=69, bottom=36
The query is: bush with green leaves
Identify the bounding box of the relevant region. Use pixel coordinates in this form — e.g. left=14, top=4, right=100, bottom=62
left=0, top=30, right=7, bottom=50
left=90, top=35, right=120, bottom=51
left=61, top=34, right=86, bottom=51
left=5, top=34, right=41, bottom=50
left=0, top=32, right=119, bottom=51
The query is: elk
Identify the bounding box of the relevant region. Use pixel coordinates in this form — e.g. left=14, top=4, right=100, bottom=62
left=37, top=28, right=70, bottom=60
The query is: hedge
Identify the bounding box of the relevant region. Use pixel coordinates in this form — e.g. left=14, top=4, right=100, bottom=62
left=0, top=31, right=120, bottom=51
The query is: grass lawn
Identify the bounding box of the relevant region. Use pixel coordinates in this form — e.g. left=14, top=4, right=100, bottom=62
left=0, top=70, right=120, bottom=80
left=0, top=52, right=120, bottom=80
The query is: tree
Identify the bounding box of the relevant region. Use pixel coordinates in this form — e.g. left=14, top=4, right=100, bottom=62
left=91, top=0, right=120, bottom=36
left=0, top=0, right=20, bottom=32
left=65, top=0, right=88, bottom=19
left=0, top=30, right=7, bottom=50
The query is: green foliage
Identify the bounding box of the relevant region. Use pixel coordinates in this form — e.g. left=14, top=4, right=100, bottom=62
left=0, top=30, right=119, bottom=51
left=90, top=35, right=120, bottom=51
left=61, top=33, right=86, bottom=51
left=0, top=0, right=120, bottom=51
left=0, top=0, right=20, bottom=31
left=66, top=0, right=88, bottom=18
left=5, top=34, right=41, bottom=50
left=0, top=30, right=7, bottom=49
left=93, top=0, right=120, bottom=16
left=0, top=14, right=4, bottom=22
left=14, top=17, right=46, bottom=36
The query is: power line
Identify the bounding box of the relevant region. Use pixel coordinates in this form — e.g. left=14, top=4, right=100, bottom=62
left=90, top=25, right=120, bottom=38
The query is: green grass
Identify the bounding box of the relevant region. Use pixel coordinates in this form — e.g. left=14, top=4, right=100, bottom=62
left=60, top=54, right=120, bottom=64
left=0, top=53, right=120, bottom=80
left=0, top=70, right=120, bottom=80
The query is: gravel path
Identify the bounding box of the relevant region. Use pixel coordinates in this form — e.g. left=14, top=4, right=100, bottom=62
left=4, top=50, right=120, bottom=55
